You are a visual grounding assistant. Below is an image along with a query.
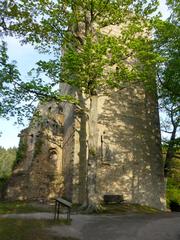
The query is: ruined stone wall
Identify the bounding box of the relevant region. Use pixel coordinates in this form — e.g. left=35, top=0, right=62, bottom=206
left=5, top=22, right=166, bottom=209
left=59, top=23, right=166, bottom=210
left=63, top=85, right=166, bottom=210
left=59, top=84, right=88, bottom=204
left=5, top=102, right=64, bottom=201
left=5, top=87, right=165, bottom=209
left=61, top=100, right=76, bottom=201
left=60, top=84, right=83, bottom=202
left=95, top=86, right=165, bottom=209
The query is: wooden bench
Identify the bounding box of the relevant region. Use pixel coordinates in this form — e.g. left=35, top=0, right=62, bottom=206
left=54, top=197, right=72, bottom=221
left=104, top=194, right=124, bottom=204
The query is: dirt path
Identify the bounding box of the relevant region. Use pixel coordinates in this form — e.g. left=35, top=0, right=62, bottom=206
left=1, top=212, right=180, bottom=240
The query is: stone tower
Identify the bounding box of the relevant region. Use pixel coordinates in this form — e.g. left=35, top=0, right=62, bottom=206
left=5, top=23, right=166, bottom=210
left=61, top=83, right=166, bottom=210
left=60, top=24, right=166, bottom=210
left=5, top=85, right=166, bottom=209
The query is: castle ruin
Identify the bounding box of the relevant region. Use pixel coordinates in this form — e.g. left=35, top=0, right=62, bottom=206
left=5, top=82, right=166, bottom=210
left=5, top=24, right=166, bottom=210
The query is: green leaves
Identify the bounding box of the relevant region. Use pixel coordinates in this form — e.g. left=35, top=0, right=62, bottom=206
left=61, top=34, right=109, bottom=94
left=0, top=41, right=76, bottom=123
left=155, top=17, right=180, bottom=102
left=154, top=3, right=180, bottom=178
left=0, top=0, right=164, bottom=123
left=0, top=146, right=17, bottom=179
left=0, top=41, right=22, bottom=119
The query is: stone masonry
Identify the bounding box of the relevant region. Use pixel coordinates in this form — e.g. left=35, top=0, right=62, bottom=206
left=61, top=84, right=166, bottom=210
left=5, top=24, right=166, bottom=210
left=5, top=102, right=64, bottom=201
left=5, top=86, right=166, bottom=209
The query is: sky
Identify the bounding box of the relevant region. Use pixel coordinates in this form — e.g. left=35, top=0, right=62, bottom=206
left=0, top=0, right=170, bottom=148
left=0, top=38, right=51, bottom=148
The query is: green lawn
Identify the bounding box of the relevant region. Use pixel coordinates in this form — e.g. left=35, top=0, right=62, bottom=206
left=0, top=200, right=162, bottom=215
left=0, top=218, right=77, bottom=240
left=0, top=201, right=162, bottom=240
left=0, top=202, right=79, bottom=240
left=0, top=201, right=53, bottom=214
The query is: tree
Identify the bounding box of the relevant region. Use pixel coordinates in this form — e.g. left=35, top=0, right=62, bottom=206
left=0, top=146, right=17, bottom=199
left=0, top=40, right=76, bottom=123
left=0, top=0, right=161, bottom=209
left=155, top=1, right=180, bottom=178
left=0, top=146, right=17, bottom=178
left=167, top=0, right=180, bottom=21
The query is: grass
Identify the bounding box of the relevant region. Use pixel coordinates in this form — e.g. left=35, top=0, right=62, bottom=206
left=0, top=200, right=162, bottom=215
left=93, top=202, right=162, bottom=214
left=0, top=202, right=79, bottom=240
left=0, top=201, right=162, bottom=240
left=0, top=201, right=53, bottom=214
left=0, top=218, right=78, bottom=240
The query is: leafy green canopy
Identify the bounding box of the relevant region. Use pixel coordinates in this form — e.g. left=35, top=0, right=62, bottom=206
left=0, top=40, right=75, bottom=123
left=155, top=20, right=180, bottom=101
left=154, top=0, right=180, bottom=131
left=0, top=0, right=161, bottom=122
left=154, top=1, right=180, bottom=178
left=0, top=146, right=17, bottom=178
left=155, top=18, right=180, bottom=139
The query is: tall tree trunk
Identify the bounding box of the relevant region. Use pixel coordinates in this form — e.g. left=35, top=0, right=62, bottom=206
left=77, top=92, right=88, bottom=206
left=87, top=95, right=99, bottom=210
left=164, top=124, right=177, bottom=178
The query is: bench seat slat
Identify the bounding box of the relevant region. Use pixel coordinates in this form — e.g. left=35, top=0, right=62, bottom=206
left=56, top=197, right=72, bottom=207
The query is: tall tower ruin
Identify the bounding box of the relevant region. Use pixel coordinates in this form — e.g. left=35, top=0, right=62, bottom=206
left=5, top=85, right=166, bottom=209
left=61, top=84, right=166, bottom=210
left=5, top=22, right=166, bottom=210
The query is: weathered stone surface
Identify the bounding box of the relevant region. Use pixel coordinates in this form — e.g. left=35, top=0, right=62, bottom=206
left=61, top=84, right=166, bottom=210
left=5, top=23, right=166, bottom=210
left=5, top=102, right=64, bottom=201
left=5, top=86, right=166, bottom=209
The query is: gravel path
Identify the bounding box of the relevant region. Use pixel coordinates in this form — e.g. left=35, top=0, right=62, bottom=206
left=0, top=212, right=180, bottom=240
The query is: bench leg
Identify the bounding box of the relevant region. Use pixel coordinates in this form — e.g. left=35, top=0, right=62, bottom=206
left=57, top=203, right=60, bottom=220
left=54, top=201, right=57, bottom=220
left=67, top=208, right=70, bottom=222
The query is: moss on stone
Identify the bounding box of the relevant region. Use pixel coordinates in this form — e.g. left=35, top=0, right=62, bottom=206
left=33, top=135, right=43, bottom=158
left=15, top=139, right=28, bottom=168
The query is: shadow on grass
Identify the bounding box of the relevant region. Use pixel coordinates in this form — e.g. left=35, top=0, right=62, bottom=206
left=0, top=200, right=163, bottom=216
left=0, top=218, right=79, bottom=240
left=0, top=201, right=54, bottom=214
left=84, top=203, right=163, bottom=215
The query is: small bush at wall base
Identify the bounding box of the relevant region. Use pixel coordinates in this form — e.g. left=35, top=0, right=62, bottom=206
left=15, top=141, right=27, bottom=168
left=166, top=178, right=180, bottom=211
left=0, top=177, right=8, bottom=199
left=170, top=200, right=180, bottom=212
